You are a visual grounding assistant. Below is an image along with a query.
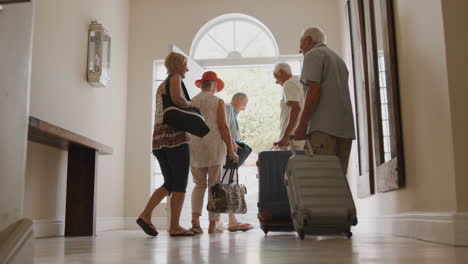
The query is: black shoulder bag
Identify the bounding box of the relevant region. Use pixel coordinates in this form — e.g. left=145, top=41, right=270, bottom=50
left=161, top=75, right=210, bottom=138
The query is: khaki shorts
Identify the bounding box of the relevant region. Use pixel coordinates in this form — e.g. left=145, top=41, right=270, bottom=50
left=307, top=131, right=353, bottom=175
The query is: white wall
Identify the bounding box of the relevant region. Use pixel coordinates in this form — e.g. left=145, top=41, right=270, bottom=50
left=24, top=0, right=130, bottom=233
left=0, top=1, right=34, bottom=232
left=441, top=0, right=468, bottom=212
left=126, top=0, right=346, bottom=219
left=0, top=2, right=34, bottom=262
left=24, top=142, right=67, bottom=221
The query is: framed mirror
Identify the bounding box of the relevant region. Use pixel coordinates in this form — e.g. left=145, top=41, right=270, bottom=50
left=346, top=0, right=375, bottom=198
left=367, top=0, right=404, bottom=192
left=347, top=0, right=405, bottom=196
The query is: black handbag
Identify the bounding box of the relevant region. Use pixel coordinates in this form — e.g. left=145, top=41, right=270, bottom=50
left=207, top=163, right=247, bottom=214
left=161, top=75, right=210, bottom=138
left=224, top=141, right=252, bottom=168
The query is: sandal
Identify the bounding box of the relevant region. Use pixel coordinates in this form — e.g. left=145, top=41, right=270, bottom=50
left=169, top=230, right=195, bottom=237
left=208, top=227, right=224, bottom=234
left=190, top=226, right=204, bottom=234
left=228, top=223, right=254, bottom=232
left=216, top=221, right=227, bottom=230
left=136, top=218, right=158, bottom=236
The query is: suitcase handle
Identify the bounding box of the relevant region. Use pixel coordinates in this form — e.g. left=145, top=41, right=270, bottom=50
left=288, top=136, right=314, bottom=156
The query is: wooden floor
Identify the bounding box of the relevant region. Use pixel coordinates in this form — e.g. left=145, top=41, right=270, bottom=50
left=34, top=230, right=468, bottom=263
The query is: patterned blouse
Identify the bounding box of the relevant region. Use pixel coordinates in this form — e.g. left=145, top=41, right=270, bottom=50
left=152, top=78, right=189, bottom=150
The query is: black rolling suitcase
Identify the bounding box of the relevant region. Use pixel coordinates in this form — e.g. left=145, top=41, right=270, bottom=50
left=257, top=150, right=297, bottom=235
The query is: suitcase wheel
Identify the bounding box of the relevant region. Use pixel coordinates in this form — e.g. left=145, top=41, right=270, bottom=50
left=345, top=230, right=353, bottom=239
left=262, top=225, right=269, bottom=236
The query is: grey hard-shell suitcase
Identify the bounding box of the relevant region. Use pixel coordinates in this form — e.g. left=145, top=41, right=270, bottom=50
left=284, top=142, right=358, bottom=240
left=257, top=150, right=296, bottom=235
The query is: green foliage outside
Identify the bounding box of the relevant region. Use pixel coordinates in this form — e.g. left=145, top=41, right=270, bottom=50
left=215, top=67, right=282, bottom=152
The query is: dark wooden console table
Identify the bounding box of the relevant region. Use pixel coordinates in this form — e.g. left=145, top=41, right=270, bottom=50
left=28, top=116, right=113, bottom=236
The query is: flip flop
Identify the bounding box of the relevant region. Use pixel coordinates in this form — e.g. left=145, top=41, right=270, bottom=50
left=208, top=227, right=224, bottom=234
left=170, top=230, right=195, bottom=237
left=228, top=223, right=254, bottom=232
left=136, top=218, right=158, bottom=236
left=190, top=226, right=204, bottom=234
left=216, top=222, right=227, bottom=230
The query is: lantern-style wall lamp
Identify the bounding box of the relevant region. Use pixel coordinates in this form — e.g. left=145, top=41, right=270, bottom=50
left=87, top=21, right=111, bottom=87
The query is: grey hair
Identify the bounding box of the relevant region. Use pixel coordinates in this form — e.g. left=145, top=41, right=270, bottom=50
left=273, top=62, right=292, bottom=75
left=231, top=92, right=247, bottom=102
left=302, top=27, right=326, bottom=43
left=200, top=80, right=215, bottom=89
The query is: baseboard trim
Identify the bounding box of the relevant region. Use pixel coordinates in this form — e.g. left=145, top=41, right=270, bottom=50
left=96, top=217, right=125, bottom=232
left=32, top=219, right=64, bottom=238
left=33, top=218, right=126, bottom=237
left=356, top=212, right=468, bottom=246
left=32, top=217, right=168, bottom=237
left=0, top=218, right=34, bottom=264
left=124, top=217, right=167, bottom=231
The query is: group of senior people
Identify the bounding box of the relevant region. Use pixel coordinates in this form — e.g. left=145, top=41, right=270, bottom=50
left=136, top=26, right=355, bottom=237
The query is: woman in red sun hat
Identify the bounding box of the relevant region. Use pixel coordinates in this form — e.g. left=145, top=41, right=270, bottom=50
left=189, top=71, right=240, bottom=234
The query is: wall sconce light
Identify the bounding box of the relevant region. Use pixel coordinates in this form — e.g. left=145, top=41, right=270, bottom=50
left=87, top=21, right=111, bottom=87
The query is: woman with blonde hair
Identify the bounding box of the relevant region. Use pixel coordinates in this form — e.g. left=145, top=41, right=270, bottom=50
left=189, top=71, right=239, bottom=234
left=136, top=52, right=196, bottom=237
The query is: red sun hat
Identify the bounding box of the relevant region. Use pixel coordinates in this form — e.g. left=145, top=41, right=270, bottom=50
left=195, top=71, right=225, bottom=92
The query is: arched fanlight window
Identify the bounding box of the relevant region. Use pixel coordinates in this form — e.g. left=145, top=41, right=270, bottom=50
left=190, top=13, right=279, bottom=60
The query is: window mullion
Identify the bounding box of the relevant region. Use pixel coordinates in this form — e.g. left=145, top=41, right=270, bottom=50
left=191, top=15, right=279, bottom=59
left=208, top=33, right=229, bottom=55
left=240, top=30, right=263, bottom=54
left=233, top=21, right=237, bottom=51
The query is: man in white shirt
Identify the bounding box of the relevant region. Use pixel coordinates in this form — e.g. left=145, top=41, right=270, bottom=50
left=272, top=62, right=304, bottom=149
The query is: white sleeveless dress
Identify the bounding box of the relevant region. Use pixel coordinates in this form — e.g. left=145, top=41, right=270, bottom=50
left=189, top=91, right=226, bottom=168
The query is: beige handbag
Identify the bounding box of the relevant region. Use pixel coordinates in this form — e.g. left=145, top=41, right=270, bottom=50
left=207, top=163, right=247, bottom=214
